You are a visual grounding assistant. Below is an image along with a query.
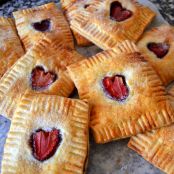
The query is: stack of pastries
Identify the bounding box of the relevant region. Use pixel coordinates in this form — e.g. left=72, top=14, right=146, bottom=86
left=0, top=0, right=174, bottom=173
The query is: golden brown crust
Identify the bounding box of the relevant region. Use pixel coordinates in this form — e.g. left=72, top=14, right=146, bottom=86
left=61, top=0, right=92, bottom=46
left=127, top=68, right=174, bottom=174
left=1, top=92, right=89, bottom=174
left=128, top=124, right=174, bottom=174
left=72, top=30, right=92, bottom=46
left=0, top=33, right=84, bottom=119
left=60, top=0, right=77, bottom=10
left=68, top=40, right=174, bottom=143
left=13, top=2, right=74, bottom=50
left=0, top=17, right=24, bottom=78
left=70, top=0, right=156, bottom=50
left=138, top=25, right=174, bottom=86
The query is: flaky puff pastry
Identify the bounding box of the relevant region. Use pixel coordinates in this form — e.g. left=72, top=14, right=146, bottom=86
left=128, top=85, right=174, bottom=174
left=68, top=40, right=174, bottom=143
left=61, top=0, right=94, bottom=46
left=13, top=2, right=74, bottom=50
left=70, top=0, right=156, bottom=50
left=0, top=33, right=84, bottom=120
left=1, top=92, right=89, bottom=174
left=138, top=25, right=174, bottom=86
left=0, top=17, right=24, bottom=78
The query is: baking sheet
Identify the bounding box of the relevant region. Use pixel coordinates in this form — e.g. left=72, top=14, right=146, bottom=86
left=0, top=0, right=168, bottom=173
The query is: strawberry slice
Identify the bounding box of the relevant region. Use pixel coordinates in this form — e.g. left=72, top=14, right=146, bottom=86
left=31, top=129, right=61, bottom=161
left=110, top=1, right=132, bottom=22
left=31, top=66, right=57, bottom=91
left=103, top=75, right=129, bottom=101
left=147, top=42, right=170, bottom=58
left=32, top=19, right=51, bottom=32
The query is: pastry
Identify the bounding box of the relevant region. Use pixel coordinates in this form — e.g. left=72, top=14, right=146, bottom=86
left=70, top=0, right=156, bottom=50
left=61, top=0, right=93, bottom=46
left=0, top=17, right=24, bottom=78
left=67, top=40, right=174, bottom=143
left=13, top=2, right=74, bottom=50
left=128, top=84, right=174, bottom=174
left=138, top=25, right=174, bottom=86
left=61, top=0, right=77, bottom=10
left=1, top=92, right=89, bottom=174
left=0, top=33, right=84, bottom=119
left=128, top=125, right=174, bottom=174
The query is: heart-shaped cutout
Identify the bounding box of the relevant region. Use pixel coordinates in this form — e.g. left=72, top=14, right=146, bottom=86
left=147, top=42, right=170, bottom=58
left=30, top=129, right=61, bottom=161
left=103, top=75, right=129, bottom=101
left=31, top=66, right=57, bottom=91
left=84, top=4, right=90, bottom=9
left=32, top=19, right=51, bottom=32
left=110, top=1, right=133, bottom=22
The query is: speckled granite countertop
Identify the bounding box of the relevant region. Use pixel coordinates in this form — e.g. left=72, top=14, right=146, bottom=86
left=0, top=0, right=174, bottom=24
left=0, top=1, right=173, bottom=174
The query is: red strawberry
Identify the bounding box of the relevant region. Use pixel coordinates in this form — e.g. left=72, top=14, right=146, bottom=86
left=147, top=42, right=169, bottom=58
left=31, top=129, right=61, bottom=161
left=110, top=1, right=132, bottom=22
left=31, top=66, right=57, bottom=91
left=103, top=75, right=129, bottom=101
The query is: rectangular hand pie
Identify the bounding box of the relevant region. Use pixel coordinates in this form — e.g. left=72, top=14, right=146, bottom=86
left=70, top=0, right=156, bottom=50
left=13, top=2, right=74, bottom=50
left=61, top=0, right=92, bottom=46
left=68, top=40, right=174, bottom=143
left=0, top=17, right=24, bottom=78
left=0, top=33, right=84, bottom=119
left=1, top=92, right=89, bottom=174
left=138, top=25, right=174, bottom=86
left=128, top=84, right=174, bottom=174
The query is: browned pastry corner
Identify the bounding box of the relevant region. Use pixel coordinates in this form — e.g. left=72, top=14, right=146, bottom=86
left=13, top=2, right=74, bottom=50
left=128, top=83, right=174, bottom=174
left=1, top=92, right=89, bottom=174
left=68, top=40, right=174, bottom=143
left=61, top=0, right=93, bottom=46
left=70, top=0, right=156, bottom=50
left=138, top=25, right=174, bottom=86
left=0, top=17, right=24, bottom=78
left=60, top=0, right=77, bottom=10
left=0, top=33, right=85, bottom=120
